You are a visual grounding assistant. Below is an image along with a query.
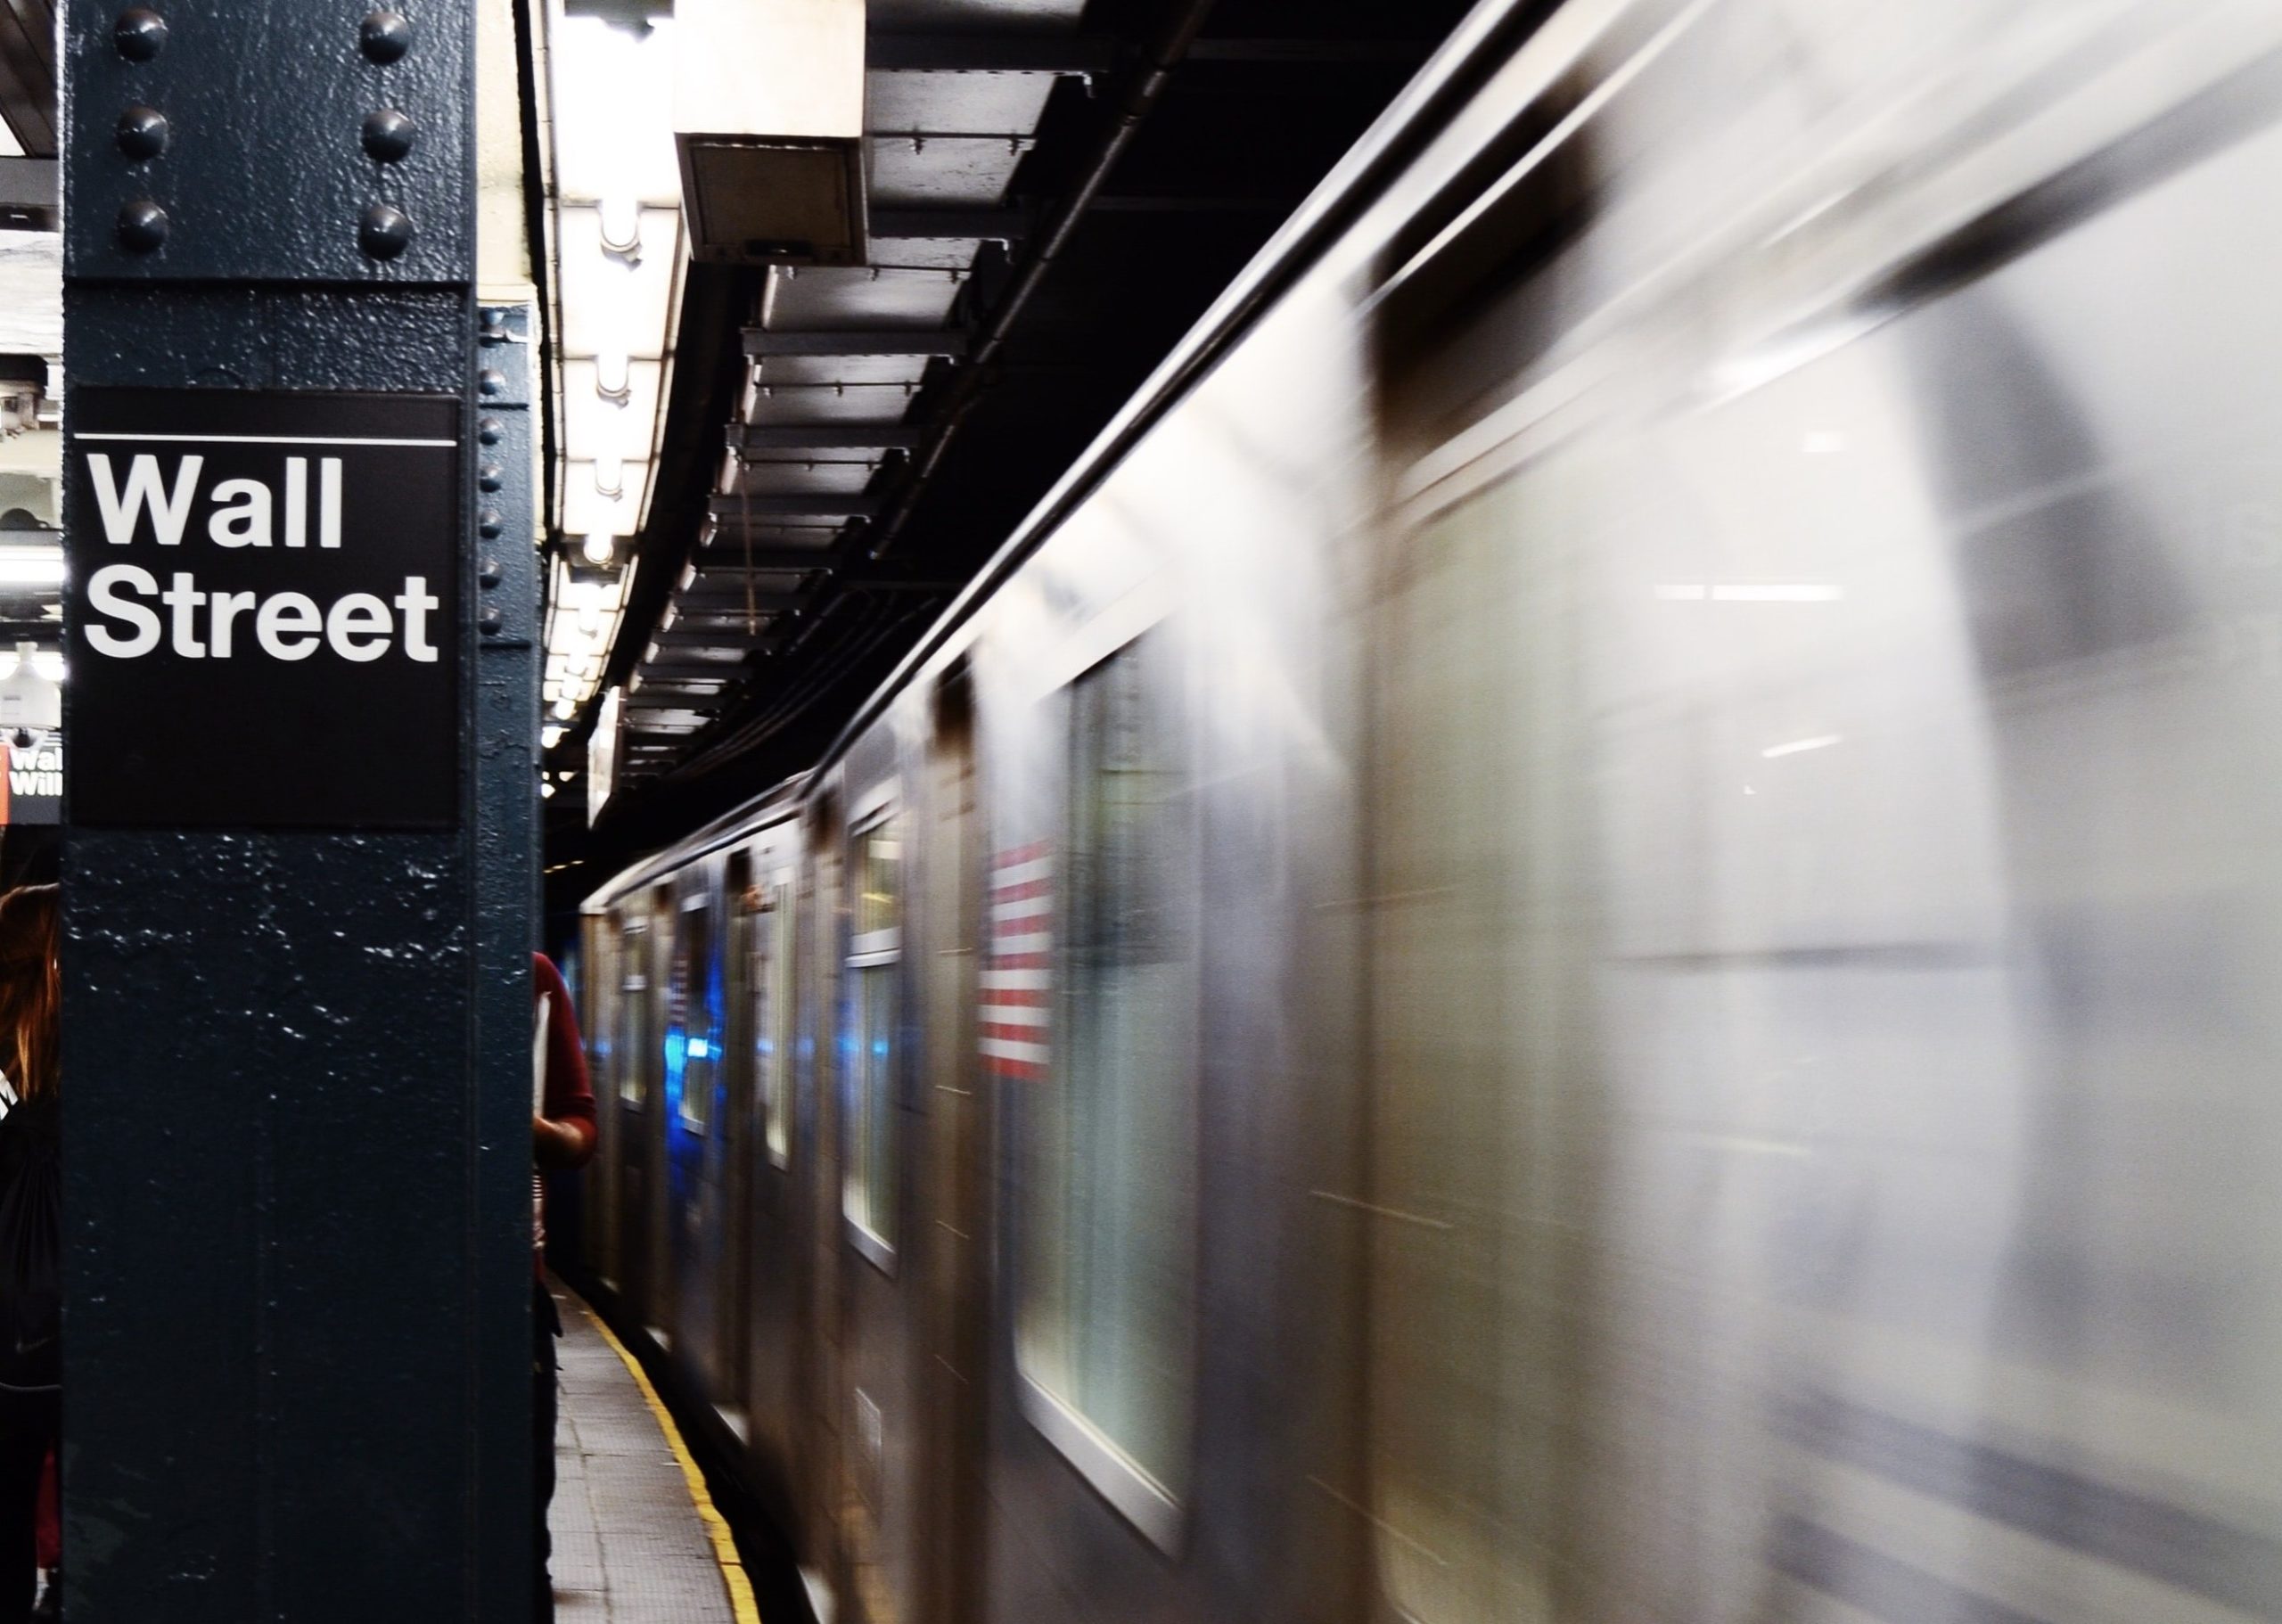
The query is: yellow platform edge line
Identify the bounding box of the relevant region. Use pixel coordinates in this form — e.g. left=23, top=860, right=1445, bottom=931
left=574, top=1295, right=766, bottom=1624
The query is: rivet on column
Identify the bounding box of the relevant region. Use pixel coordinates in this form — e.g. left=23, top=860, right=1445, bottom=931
left=114, top=7, right=167, bottom=61
left=358, top=10, right=413, bottom=63
left=116, top=199, right=168, bottom=253
left=116, top=105, right=169, bottom=160
left=357, top=203, right=414, bottom=260
left=361, top=109, right=417, bottom=164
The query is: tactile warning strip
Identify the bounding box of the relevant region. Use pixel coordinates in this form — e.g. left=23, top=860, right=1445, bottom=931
left=548, top=1286, right=741, bottom=1622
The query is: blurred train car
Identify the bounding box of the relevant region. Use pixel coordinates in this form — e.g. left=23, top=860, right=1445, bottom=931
left=577, top=0, right=2282, bottom=1620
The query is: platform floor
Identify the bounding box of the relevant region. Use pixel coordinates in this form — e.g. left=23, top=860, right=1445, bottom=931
left=547, top=1285, right=742, bottom=1623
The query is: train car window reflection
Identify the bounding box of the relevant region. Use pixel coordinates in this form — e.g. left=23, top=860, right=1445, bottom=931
left=670, top=896, right=718, bottom=1135
left=617, top=918, right=648, bottom=1109
left=752, top=877, right=793, bottom=1170
left=1019, top=640, right=1196, bottom=1532
left=767, top=890, right=793, bottom=1168
left=846, top=813, right=900, bottom=1255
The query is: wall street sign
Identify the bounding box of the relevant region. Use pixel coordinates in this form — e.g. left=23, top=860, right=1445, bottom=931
left=67, top=388, right=461, bottom=828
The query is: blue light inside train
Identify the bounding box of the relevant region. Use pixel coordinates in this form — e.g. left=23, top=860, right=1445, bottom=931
left=662, top=1026, right=686, bottom=1120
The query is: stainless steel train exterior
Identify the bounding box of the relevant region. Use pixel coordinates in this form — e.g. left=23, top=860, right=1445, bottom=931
left=577, top=2, right=2282, bottom=1620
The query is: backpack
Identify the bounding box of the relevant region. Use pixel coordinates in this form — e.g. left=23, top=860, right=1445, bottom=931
left=0, top=1091, right=61, bottom=1412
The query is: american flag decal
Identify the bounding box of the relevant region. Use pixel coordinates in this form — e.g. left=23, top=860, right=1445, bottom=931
left=981, top=841, right=1051, bottom=1079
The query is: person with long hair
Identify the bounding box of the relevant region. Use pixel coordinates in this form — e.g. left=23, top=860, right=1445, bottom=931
left=0, top=883, right=60, bottom=1623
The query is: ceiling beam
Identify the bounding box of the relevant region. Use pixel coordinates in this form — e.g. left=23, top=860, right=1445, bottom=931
left=1185, top=37, right=1437, bottom=63
left=743, top=328, right=970, bottom=359
left=685, top=548, right=849, bottom=572
left=0, top=157, right=54, bottom=211
left=669, top=588, right=814, bottom=613
left=707, top=495, right=882, bottom=521
left=1088, top=193, right=1292, bottom=213
left=632, top=667, right=758, bottom=684
left=869, top=207, right=1029, bottom=243
left=867, top=33, right=1120, bottom=74
left=727, top=422, right=926, bottom=453
left=622, top=692, right=728, bottom=711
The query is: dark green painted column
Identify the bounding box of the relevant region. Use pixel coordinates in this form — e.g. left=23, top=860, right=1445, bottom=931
left=58, top=4, right=530, bottom=1617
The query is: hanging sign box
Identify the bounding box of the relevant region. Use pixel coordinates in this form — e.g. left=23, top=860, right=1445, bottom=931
left=67, top=389, right=461, bottom=829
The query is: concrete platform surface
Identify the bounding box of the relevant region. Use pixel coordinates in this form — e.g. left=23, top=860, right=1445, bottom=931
left=547, top=1285, right=744, bottom=1623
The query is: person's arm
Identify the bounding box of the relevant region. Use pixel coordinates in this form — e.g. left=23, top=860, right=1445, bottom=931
left=533, top=954, right=598, bottom=1171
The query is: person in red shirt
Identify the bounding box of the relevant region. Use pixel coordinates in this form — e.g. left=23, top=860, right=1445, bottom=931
left=532, top=953, right=595, bottom=1623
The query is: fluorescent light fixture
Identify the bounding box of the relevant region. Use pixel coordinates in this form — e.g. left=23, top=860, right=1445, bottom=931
left=542, top=724, right=565, bottom=750
left=0, top=551, right=64, bottom=586
left=1717, top=583, right=1843, bottom=602
left=539, top=554, right=631, bottom=722
left=1654, top=583, right=1845, bottom=603
left=597, top=194, right=643, bottom=258
left=548, top=9, right=684, bottom=704
left=595, top=350, right=631, bottom=402
left=1761, top=734, right=1844, bottom=759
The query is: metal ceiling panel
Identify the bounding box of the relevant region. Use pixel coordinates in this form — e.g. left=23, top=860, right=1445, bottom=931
left=862, top=237, right=984, bottom=271
left=868, top=135, right=1030, bottom=207
left=869, top=0, right=1085, bottom=29
left=728, top=460, right=881, bottom=496
left=0, top=0, right=54, bottom=158
left=747, top=385, right=920, bottom=424
left=767, top=265, right=966, bottom=330
left=866, top=69, right=1061, bottom=136
left=751, top=352, right=935, bottom=386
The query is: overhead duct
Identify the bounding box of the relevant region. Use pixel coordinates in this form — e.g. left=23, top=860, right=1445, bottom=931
left=674, top=0, right=866, bottom=267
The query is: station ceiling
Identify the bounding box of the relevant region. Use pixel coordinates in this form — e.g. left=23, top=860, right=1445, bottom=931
left=0, top=0, right=53, bottom=162
left=548, top=0, right=1479, bottom=894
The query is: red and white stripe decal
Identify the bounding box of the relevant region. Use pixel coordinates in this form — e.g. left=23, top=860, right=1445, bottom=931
left=981, top=841, right=1050, bottom=1079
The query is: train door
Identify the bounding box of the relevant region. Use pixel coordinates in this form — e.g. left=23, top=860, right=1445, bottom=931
left=922, top=668, right=985, bottom=1624
left=668, top=874, right=725, bottom=1374
left=744, top=833, right=801, bottom=1489
left=719, top=849, right=756, bottom=1431
left=793, top=793, right=848, bottom=1578
left=581, top=913, right=622, bottom=1288
left=646, top=881, right=681, bottom=1341
left=614, top=905, right=655, bottom=1318
left=838, top=752, right=917, bottom=1624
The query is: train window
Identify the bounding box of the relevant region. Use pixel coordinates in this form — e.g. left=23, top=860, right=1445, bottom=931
left=1017, top=638, right=1196, bottom=1548
left=845, top=800, right=901, bottom=1259
left=766, top=881, right=793, bottom=1168
left=617, top=918, right=648, bottom=1108
left=671, top=895, right=718, bottom=1135
left=748, top=874, right=794, bottom=1170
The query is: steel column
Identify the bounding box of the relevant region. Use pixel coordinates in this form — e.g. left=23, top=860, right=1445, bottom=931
left=60, top=3, right=527, bottom=1619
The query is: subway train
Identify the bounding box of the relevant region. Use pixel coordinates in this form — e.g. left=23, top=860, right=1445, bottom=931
left=571, top=1, right=2282, bottom=1620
